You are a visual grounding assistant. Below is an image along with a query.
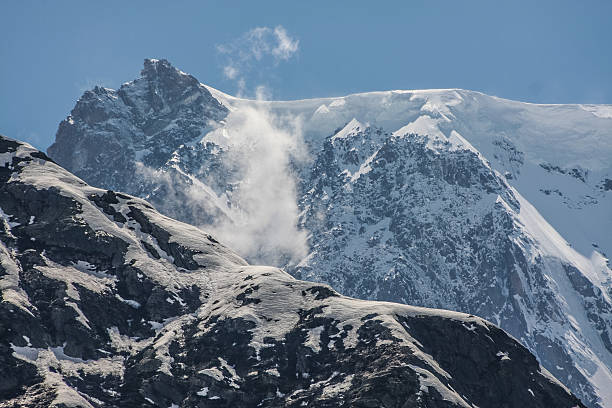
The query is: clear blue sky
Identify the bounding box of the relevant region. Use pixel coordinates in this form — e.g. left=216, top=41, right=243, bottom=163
left=2, top=1, right=611, bottom=150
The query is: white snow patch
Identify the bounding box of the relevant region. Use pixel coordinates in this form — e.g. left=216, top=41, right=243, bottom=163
left=496, top=351, right=511, bottom=361
left=0, top=207, right=20, bottom=228
left=321, top=374, right=353, bottom=398
left=304, top=326, right=324, bottom=353
left=409, top=364, right=471, bottom=407
left=199, top=367, right=224, bottom=381
left=265, top=368, right=280, bottom=377
left=115, top=294, right=141, bottom=309
left=332, top=118, right=366, bottom=142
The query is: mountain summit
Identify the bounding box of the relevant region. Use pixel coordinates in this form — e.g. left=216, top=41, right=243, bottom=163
left=48, top=58, right=227, bottom=193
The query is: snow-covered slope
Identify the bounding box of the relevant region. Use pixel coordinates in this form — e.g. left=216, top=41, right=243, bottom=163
left=209, top=86, right=612, bottom=260
left=47, top=59, right=612, bottom=407
left=0, top=135, right=587, bottom=407
left=293, top=120, right=612, bottom=408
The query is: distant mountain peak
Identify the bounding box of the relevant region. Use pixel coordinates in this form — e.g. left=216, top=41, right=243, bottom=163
left=331, top=118, right=367, bottom=142
left=47, top=59, right=228, bottom=191
left=141, top=57, right=197, bottom=86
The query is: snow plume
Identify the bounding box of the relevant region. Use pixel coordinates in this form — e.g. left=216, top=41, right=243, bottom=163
left=217, top=26, right=299, bottom=96
left=204, top=26, right=305, bottom=264
left=133, top=105, right=309, bottom=266
left=203, top=105, right=308, bottom=266
left=134, top=163, right=233, bottom=228
left=270, top=26, right=300, bottom=60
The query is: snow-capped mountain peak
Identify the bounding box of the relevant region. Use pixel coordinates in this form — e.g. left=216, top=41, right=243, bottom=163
left=331, top=118, right=366, bottom=141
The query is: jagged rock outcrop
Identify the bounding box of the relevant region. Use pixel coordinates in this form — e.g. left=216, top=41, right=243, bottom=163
left=47, top=59, right=229, bottom=225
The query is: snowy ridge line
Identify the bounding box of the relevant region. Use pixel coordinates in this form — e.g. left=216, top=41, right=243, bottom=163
left=204, top=83, right=612, bottom=110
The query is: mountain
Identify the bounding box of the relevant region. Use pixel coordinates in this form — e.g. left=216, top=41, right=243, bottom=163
left=47, top=59, right=612, bottom=407
left=0, top=134, right=587, bottom=407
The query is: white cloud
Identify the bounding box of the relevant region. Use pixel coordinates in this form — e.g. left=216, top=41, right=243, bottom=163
left=217, top=25, right=299, bottom=97
left=254, top=85, right=272, bottom=101
left=133, top=105, right=309, bottom=266
left=185, top=25, right=307, bottom=264
left=244, top=27, right=271, bottom=61
left=203, top=105, right=308, bottom=265
left=223, top=65, right=239, bottom=80
left=272, top=26, right=299, bottom=61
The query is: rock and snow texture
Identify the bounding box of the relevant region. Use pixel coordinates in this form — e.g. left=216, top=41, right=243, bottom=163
left=47, top=59, right=612, bottom=407
left=294, top=121, right=612, bottom=408
left=47, top=58, right=230, bottom=228
left=0, top=135, right=586, bottom=407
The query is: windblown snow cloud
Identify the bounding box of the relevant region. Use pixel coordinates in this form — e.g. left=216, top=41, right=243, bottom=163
left=199, top=24, right=307, bottom=265
left=270, top=26, right=299, bottom=60
left=217, top=25, right=299, bottom=96
left=134, top=105, right=309, bottom=266
left=202, top=105, right=309, bottom=266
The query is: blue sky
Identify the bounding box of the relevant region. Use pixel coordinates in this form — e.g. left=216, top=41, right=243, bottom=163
left=1, top=0, right=611, bottom=150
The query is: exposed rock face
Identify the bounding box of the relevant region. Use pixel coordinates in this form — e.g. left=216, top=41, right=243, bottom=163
left=46, top=60, right=612, bottom=407
left=0, top=135, right=587, bottom=407
left=47, top=59, right=228, bottom=224
left=294, top=121, right=612, bottom=408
